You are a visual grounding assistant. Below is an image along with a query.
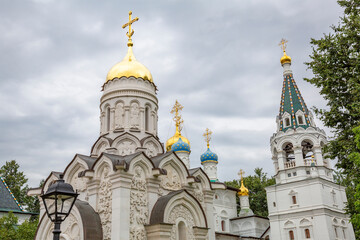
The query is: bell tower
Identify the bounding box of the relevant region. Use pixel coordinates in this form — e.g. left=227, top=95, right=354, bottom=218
left=266, top=40, right=355, bottom=240
left=91, top=11, right=163, bottom=158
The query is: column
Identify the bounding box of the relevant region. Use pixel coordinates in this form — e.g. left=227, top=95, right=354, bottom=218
left=294, top=146, right=303, bottom=167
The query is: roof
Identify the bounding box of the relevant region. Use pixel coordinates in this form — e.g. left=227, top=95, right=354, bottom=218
left=0, top=176, right=23, bottom=213
left=279, top=73, right=312, bottom=132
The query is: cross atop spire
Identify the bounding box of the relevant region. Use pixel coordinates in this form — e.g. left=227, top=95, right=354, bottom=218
left=238, top=169, right=245, bottom=180
left=279, top=38, right=288, bottom=53
left=203, top=128, right=212, bottom=149
left=171, top=100, right=184, bottom=131
left=122, top=11, right=139, bottom=47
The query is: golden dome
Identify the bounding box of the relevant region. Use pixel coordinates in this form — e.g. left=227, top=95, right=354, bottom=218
left=105, top=43, right=153, bottom=83
left=166, top=126, right=190, bottom=152
left=238, top=180, right=249, bottom=196
left=280, top=51, right=292, bottom=65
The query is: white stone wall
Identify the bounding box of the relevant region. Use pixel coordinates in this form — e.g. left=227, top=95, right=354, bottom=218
left=213, top=189, right=237, bottom=233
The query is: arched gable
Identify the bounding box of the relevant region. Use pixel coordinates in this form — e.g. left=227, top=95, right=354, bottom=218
left=127, top=153, right=155, bottom=178
left=189, top=168, right=212, bottom=191
left=63, top=155, right=89, bottom=194
left=41, top=171, right=62, bottom=194
left=158, top=154, right=190, bottom=190
left=112, top=132, right=141, bottom=155
left=92, top=155, right=115, bottom=179
left=150, top=190, right=208, bottom=228
left=91, top=137, right=112, bottom=157
left=141, top=135, right=164, bottom=157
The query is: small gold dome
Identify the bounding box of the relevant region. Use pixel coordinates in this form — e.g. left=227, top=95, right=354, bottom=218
left=166, top=127, right=190, bottom=152
left=106, top=45, right=153, bottom=83
left=280, top=51, right=292, bottom=65
left=238, top=180, right=249, bottom=196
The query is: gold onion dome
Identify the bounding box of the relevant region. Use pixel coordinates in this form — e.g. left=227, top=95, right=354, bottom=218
left=105, top=11, right=153, bottom=84
left=106, top=45, right=153, bottom=83
left=280, top=51, right=292, bottom=65
left=238, top=169, right=249, bottom=196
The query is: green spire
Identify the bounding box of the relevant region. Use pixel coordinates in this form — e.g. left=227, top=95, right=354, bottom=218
left=279, top=74, right=312, bottom=132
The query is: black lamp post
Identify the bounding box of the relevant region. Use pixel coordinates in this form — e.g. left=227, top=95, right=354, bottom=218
left=41, top=174, right=79, bottom=240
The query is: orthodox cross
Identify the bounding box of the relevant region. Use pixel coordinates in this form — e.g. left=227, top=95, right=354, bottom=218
left=171, top=100, right=184, bottom=131
left=238, top=169, right=245, bottom=181
left=203, top=128, right=212, bottom=149
left=279, top=38, right=288, bottom=53
left=122, top=11, right=139, bottom=43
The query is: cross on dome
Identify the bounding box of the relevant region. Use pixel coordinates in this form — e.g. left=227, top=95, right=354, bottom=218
left=238, top=169, right=245, bottom=180
left=203, top=128, right=212, bottom=149
left=171, top=100, right=184, bottom=131
left=122, top=11, right=139, bottom=46
left=279, top=38, right=288, bottom=53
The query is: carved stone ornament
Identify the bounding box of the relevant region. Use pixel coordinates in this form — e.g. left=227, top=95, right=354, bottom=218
left=145, top=142, right=157, bottom=158
left=130, top=102, right=140, bottom=128
left=72, top=169, right=87, bottom=192
left=168, top=205, right=195, bottom=240
left=115, top=102, right=125, bottom=129
left=118, top=140, right=136, bottom=156
left=62, top=214, right=80, bottom=240
left=160, top=168, right=181, bottom=191
left=130, top=166, right=148, bottom=240
left=193, top=183, right=204, bottom=203
left=98, top=166, right=112, bottom=240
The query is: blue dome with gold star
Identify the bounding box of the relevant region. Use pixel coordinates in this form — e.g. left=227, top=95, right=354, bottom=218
left=200, top=148, right=218, bottom=163
left=171, top=138, right=190, bottom=153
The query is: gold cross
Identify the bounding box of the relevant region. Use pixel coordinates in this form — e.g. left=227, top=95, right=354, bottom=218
left=171, top=100, right=184, bottom=131
left=203, top=128, right=212, bottom=149
left=122, top=11, right=139, bottom=42
left=238, top=169, right=245, bottom=180
left=279, top=38, right=288, bottom=53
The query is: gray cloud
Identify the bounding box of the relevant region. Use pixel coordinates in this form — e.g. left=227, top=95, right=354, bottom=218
left=0, top=0, right=341, bottom=186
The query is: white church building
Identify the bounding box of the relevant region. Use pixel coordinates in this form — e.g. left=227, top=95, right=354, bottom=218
left=30, top=13, right=355, bottom=240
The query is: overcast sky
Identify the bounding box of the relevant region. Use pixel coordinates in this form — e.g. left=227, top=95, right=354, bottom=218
left=0, top=0, right=343, bottom=187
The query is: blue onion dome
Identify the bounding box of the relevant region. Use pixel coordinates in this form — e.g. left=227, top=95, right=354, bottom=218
left=171, top=138, right=191, bottom=153
left=200, top=148, right=218, bottom=163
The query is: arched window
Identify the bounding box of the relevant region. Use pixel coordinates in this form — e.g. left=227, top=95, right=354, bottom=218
left=178, top=221, right=187, bottom=240
left=283, top=143, right=295, bottom=168
left=106, top=107, right=111, bottom=132
left=343, top=229, right=346, bottom=239
left=305, top=228, right=310, bottom=238
left=221, top=220, right=226, bottom=231
left=289, top=230, right=294, bottom=240
left=145, top=106, right=149, bottom=131
left=265, top=236, right=270, bottom=240
left=285, top=117, right=291, bottom=127
left=292, top=195, right=297, bottom=204
left=302, top=140, right=314, bottom=161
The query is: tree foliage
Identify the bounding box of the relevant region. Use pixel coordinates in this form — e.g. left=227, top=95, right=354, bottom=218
left=225, top=168, right=275, bottom=217
left=305, top=0, right=360, bottom=236
left=0, top=212, right=38, bottom=240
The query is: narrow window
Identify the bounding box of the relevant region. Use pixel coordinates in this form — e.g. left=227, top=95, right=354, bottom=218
left=273, top=202, right=276, bottom=207
left=335, top=227, right=338, bottom=238
left=289, top=230, right=294, bottom=240
left=221, top=220, right=226, bottom=231
left=145, top=106, right=149, bottom=131
left=305, top=229, right=310, bottom=238
left=298, top=116, right=304, bottom=124
left=106, top=107, right=111, bottom=132
left=285, top=118, right=291, bottom=127
left=178, top=221, right=187, bottom=240
left=293, top=172, right=297, bottom=176
left=292, top=195, right=297, bottom=204
left=343, top=229, right=346, bottom=239
left=288, top=173, right=291, bottom=177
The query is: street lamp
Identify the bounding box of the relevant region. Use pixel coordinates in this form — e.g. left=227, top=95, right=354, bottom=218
left=41, top=174, right=79, bottom=240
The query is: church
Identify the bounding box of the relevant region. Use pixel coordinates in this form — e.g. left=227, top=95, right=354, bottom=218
left=30, top=12, right=355, bottom=240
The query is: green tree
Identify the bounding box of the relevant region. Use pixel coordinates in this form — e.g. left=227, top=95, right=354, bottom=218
left=0, top=160, right=28, bottom=206
left=0, top=212, right=18, bottom=240
left=305, top=0, right=360, bottom=236
left=225, top=168, right=275, bottom=217
left=0, top=212, right=38, bottom=240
